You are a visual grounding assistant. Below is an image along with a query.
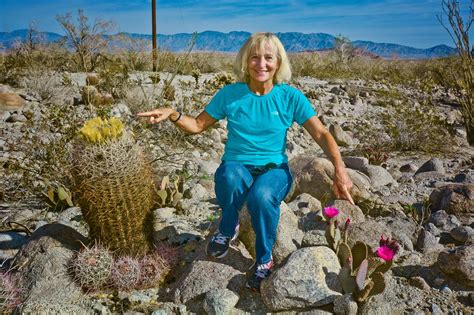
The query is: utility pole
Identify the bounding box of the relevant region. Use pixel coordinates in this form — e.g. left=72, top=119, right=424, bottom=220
left=152, top=0, right=157, bottom=72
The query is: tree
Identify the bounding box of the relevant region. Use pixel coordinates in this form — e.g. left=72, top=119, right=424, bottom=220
left=334, top=34, right=356, bottom=66
left=438, top=0, right=473, bottom=145
left=56, top=9, right=115, bottom=72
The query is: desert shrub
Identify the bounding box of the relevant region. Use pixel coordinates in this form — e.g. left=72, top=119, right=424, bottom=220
left=3, top=101, right=85, bottom=202
left=352, top=98, right=455, bottom=154
left=20, top=70, right=71, bottom=103
left=56, top=9, right=115, bottom=72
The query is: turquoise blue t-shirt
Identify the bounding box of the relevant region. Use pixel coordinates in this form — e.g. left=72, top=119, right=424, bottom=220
left=205, top=82, right=316, bottom=165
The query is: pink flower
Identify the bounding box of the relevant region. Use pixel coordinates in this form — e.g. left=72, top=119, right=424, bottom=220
left=376, top=235, right=400, bottom=261
left=344, top=218, right=351, bottom=230
left=323, top=207, right=340, bottom=219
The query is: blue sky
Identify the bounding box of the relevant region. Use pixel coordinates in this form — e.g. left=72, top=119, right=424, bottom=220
left=1, top=0, right=472, bottom=48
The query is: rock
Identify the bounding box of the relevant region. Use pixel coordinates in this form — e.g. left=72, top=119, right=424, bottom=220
left=429, top=184, right=474, bottom=224
left=425, top=222, right=441, bottom=236
left=409, top=276, right=431, bottom=291
left=289, top=156, right=370, bottom=202
left=239, top=202, right=303, bottom=264
left=202, top=288, right=239, bottom=315
left=153, top=216, right=203, bottom=245
left=431, top=303, right=443, bottom=315
left=342, top=156, right=369, bottom=171
left=329, top=123, right=353, bottom=146
left=415, top=158, right=445, bottom=175
left=261, top=247, right=342, bottom=311
left=333, top=293, right=358, bottom=315
left=437, top=244, right=474, bottom=287
left=0, top=92, right=25, bottom=112
left=326, top=199, right=365, bottom=224
left=301, top=229, right=329, bottom=247
left=6, top=114, right=27, bottom=123
left=151, top=302, right=187, bottom=314
left=361, top=165, right=396, bottom=188
left=415, top=229, right=443, bottom=254
left=288, top=193, right=322, bottom=216
left=440, top=286, right=452, bottom=294
left=400, top=163, right=417, bottom=172
left=347, top=219, right=390, bottom=249
left=12, top=223, right=90, bottom=312
left=197, top=159, right=220, bottom=175
left=184, top=183, right=208, bottom=200
left=450, top=226, right=474, bottom=244
left=173, top=260, right=242, bottom=304
left=0, top=231, right=28, bottom=249
left=110, top=102, right=132, bottom=118
left=454, top=171, right=474, bottom=183
left=429, top=210, right=461, bottom=231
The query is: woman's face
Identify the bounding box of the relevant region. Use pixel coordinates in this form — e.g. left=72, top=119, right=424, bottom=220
left=247, top=42, right=279, bottom=85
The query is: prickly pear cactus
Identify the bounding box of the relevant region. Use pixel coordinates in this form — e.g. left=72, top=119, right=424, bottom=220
left=72, top=117, right=155, bottom=255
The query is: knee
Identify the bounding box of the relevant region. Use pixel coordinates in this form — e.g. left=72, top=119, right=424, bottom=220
left=247, top=185, right=275, bottom=209
left=215, top=162, right=249, bottom=186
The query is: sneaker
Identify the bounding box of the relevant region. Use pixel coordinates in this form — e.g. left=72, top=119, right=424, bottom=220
left=206, top=224, right=239, bottom=259
left=246, top=260, right=274, bottom=291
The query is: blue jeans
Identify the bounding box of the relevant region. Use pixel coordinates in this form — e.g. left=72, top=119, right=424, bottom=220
left=214, top=161, right=293, bottom=264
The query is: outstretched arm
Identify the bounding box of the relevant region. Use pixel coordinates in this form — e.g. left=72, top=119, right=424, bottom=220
left=137, top=108, right=217, bottom=134
left=302, top=116, right=354, bottom=204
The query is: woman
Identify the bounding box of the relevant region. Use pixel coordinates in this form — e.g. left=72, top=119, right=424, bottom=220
left=138, top=32, right=354, bottom=291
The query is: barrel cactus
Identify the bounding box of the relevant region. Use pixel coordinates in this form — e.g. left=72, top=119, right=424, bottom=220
left=72, top=117, right=156, bottom=255
left=71, top=243, right=113, bottom=290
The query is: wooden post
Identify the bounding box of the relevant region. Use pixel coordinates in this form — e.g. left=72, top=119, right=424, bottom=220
left=152, top=0, right=157, bottom=72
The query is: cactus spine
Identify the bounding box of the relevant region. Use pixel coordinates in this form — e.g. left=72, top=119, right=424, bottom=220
left=72, top=118, right=155, bottom=255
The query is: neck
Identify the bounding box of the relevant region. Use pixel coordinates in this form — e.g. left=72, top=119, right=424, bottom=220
left=248, top=80, right=274, bottom=95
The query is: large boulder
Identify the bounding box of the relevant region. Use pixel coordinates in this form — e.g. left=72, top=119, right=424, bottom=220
left=325, top=199, right=365, bottom=224
left=11, top=223, right=90, bottom=313
left=289, top=156, right=371, bottom=202
left=429, top=183, right=474, bottom=224
left=239, top=202, right=303, bottom=264
left=173, top=260, right=243, bottom=304
left=437, top=244, right=474, bottom=287
left=261, top=246, right=342, bottom=311
left=360, top=165, right=396, bottom=188
left=347, top=219, right=391, bottom=249
left=287, top=193, right=322, bottom=217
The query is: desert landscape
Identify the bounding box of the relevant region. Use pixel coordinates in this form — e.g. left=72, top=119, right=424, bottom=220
left=0, top=4, right=473, bottom=314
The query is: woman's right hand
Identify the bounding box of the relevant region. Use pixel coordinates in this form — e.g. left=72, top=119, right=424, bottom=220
left=137, top=108, right=177, bottom=124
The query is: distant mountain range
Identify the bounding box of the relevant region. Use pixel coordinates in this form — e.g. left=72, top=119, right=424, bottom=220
left=0, top=29, right=456, bottom=59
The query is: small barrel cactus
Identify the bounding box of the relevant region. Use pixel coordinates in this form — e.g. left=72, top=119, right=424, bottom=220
left=86, top=73, right=100, bottom=86
left=73, top=117, right=156, bottom=255
left=0, top=271, right=22, bottom=313
left=81, top=85, right=100, bottom=105
left=138, top=253, right=168, bottom=289
left=110, top=257, right=142, bottom=290
left=71, top=243, right=113, bottom=290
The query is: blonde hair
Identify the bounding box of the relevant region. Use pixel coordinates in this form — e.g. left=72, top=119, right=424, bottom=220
left=233, top=32, right=291, bottom=84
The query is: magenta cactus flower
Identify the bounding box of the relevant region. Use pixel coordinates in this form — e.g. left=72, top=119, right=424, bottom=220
left=376, top=235, right=400, bottom=261
left=344, top=218, right=351, bottom=230
left=323, top=207, right=340, bottom=219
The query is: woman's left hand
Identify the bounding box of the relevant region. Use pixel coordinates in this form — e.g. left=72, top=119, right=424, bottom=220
left=333, top=168, right=355, bottom=205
